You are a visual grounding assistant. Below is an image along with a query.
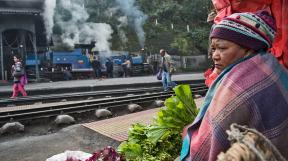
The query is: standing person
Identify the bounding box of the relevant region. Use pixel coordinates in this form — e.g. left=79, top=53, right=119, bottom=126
left=11, top=55, right=27, bottom=98
left=63, top=67, right=73, bottom=80
left=100, top=63, right=107, bottom=79
left=159, top=49, right=177, bottom=91
left=89, top=54, right=96, bottom=79
left=180, top=11, right=288, bottom=161
left=91, top=55, right=101, bottom=79
left=122, top=58, right=131, bottom=77
left=106, top=58, right=114, bottom=78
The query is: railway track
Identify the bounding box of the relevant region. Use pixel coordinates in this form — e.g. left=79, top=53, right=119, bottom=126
left=0, top=83, right=207, bottom=107
left=0, top=84, right=208, bottom=124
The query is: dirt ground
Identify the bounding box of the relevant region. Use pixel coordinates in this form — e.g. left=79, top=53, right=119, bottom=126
left=0, top=124, right=120, bottom=161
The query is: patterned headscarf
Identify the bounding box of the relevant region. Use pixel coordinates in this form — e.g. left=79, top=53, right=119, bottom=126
left=210, top=10, right=276, bottom=51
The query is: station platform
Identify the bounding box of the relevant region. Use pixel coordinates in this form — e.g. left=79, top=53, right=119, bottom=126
left=0, top=73, right=205, bottom=98
left=83, top=97, right=204, bottom=142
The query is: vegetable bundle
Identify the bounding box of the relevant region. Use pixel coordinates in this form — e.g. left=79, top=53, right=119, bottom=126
left=118, top=85, right=199, bottom=161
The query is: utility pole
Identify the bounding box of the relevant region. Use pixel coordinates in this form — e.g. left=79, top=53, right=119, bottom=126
left=0, top=31, right=4, bottom=80
left=32, top=33, right=40, bottom=81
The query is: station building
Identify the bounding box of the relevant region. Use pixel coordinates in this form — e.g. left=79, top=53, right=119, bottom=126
left=0, top=0, right=47, bottom=81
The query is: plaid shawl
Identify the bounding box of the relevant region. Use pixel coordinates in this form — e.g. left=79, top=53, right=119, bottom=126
left=180, top=52, right=288, bottom=161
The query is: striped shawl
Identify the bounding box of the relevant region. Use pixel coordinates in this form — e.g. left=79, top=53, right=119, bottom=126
left=180, top=52, right=288, bottom=161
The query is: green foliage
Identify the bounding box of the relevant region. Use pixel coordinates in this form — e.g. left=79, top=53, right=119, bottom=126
left=171, top=36, right=189, bottom=55
left=53, top=0, right=212, bottom=54
left=118, top=84, right=199, bottom=160
left=170, top=26, right=210, bottom=55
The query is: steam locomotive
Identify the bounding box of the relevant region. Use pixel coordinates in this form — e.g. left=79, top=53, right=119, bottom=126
left=25, top=45, right=152, bottom=81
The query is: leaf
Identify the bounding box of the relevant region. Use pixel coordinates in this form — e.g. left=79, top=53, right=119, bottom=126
left=174, top=85, right=198, bottom=116
left=118, top=142, right=142, bottom=159
left=147, top=125, right=170, bottom=144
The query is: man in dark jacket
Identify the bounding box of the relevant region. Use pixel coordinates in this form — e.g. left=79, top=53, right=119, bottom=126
left=106, top=58, right=113, bottom=78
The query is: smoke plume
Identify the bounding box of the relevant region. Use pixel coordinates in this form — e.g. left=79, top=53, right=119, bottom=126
left=115, top=0, right=148, bottom=48
left=43, top=0, right=56, bottom=40
left=117, top=16, right=128, bottom=45
left=43, top=0, right=113, bottom=54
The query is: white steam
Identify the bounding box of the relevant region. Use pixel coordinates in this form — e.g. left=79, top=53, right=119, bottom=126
left=117, top=16, right=128, bottom=44
left=43, top=0, right=113, bottom=53
left=80, top=23, right=113, bottom=53
left=43, top=0, right=56, bottom=40
left=115, top=0, right=148, bottom=48
left=54, top=0, right=89, bottom=47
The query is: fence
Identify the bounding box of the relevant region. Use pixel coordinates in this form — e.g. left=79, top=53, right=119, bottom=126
left=148, top=54, right=208, bottom=72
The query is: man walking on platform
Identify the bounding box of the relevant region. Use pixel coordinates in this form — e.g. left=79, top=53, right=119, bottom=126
left=159, top=49, right=176, bottom=91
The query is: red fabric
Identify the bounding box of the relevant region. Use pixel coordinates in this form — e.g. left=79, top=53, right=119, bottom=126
left=12, top=83, right=27, bottom=98
left=205, top=70, right=219, bottom=87
left=204, top=68, right=213, bottom=78
left=212, top=0, right=288, bottom=69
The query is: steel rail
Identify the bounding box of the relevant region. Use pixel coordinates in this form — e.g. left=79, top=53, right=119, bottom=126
left=0, top=83, right=207, bottom=107
left=0, top=87, right=208, bottom=124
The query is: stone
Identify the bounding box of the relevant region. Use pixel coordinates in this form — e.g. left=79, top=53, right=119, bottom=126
left=95, top=109, right=112, bottom=118
left=55, top=115, right=75, bottom=125
left=0, top=122, right=24, bottom=134
left=128, top=103, right=143, bottom=112
left=154, top=100, right=165, bottom=107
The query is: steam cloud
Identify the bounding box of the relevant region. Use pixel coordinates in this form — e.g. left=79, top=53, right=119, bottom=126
left=43, top=0, right=56, bottom=40
left=117, top=16, right=128, bottom=45
left=43, top=0, right=113, bottom=54
left=115, top=0, right=148, bottom=48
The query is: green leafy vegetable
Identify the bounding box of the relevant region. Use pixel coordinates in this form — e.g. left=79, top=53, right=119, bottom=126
left=118, top=84, right=199, bottom=161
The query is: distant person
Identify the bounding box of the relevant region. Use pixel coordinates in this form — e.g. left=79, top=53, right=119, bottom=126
left=63, top=67, right=73, bottom=80
left=122, top=58, right=131, bottom=77
left=159, top=49, right=176, bottom=91
left=106, top=58, right=114, bottom=78
left=11, top=55, right=27, bottom=98
left=91, top=55, right=101, bottom=79
left=100, top=64, right=107, bottom=79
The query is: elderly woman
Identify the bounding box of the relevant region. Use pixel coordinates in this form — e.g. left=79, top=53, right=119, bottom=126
left=180, top=11, right=288, bottom=161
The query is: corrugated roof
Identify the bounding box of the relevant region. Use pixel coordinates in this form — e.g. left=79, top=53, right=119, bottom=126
left=0, top=8, right=42, bottom=15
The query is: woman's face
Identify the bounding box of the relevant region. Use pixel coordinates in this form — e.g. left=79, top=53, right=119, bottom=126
left=211, top=38, right=252, bottom=73
left=13, top=56, right=19, bottom=63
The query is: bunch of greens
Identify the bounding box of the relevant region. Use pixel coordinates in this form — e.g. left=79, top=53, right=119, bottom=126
left=118, top=85, right=199, bottom=161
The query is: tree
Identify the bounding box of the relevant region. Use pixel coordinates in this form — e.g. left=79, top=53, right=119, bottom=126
left=52, top=0, right=212, bottom=55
